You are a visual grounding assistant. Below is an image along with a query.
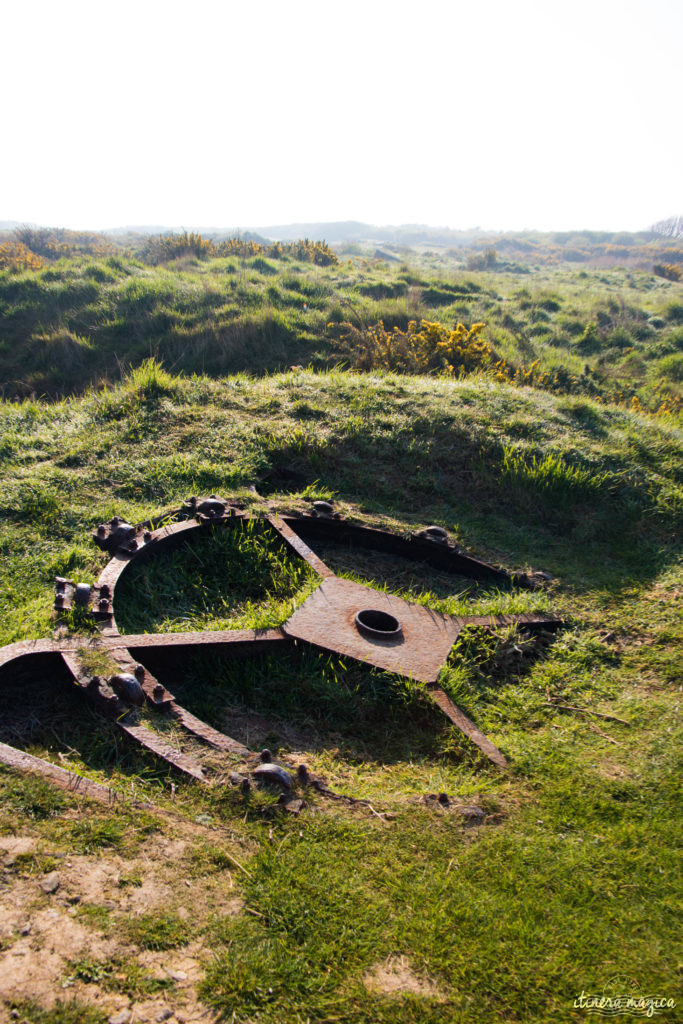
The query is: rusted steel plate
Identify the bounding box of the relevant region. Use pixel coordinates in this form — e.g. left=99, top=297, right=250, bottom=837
left=425, top=686, right=508, bottom=768
left=0, top=638, right=74, bottom=671
left=119, top=723, right=206, bottom=782
left=283, top=577, right=464, bottom=684
left=169, top=704, right=251, bottom=757
left=0, top=741, right=120, bottom=803
left=124, top=627, right=288, bottom=654
left=267, top=515, right=335, bottom=578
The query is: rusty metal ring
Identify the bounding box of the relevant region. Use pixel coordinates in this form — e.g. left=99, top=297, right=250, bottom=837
left=354, top=609, right=402, bottom=640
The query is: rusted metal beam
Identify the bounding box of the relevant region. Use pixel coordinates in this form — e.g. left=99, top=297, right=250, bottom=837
left=169, top=704, right=251, bottom=757
left=425, top=687, right=508, bottom=768
left=118, top=723, right=206, bottom=782
left=267, top=514, right=335, bottom=578
left=0, top=741, right=120, bottom=803
left=125, top=627, right=288, bottom=656
left=280, top=514, right=516, bottom=584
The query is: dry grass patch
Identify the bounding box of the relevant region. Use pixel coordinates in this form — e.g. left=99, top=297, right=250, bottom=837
left=363, top=954, right=447, bottom=1001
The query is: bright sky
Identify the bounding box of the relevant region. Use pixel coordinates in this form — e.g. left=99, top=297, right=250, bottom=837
left=2, top=0, right=680, bottom=233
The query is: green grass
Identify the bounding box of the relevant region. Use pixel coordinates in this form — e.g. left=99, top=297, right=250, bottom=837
left=125, top=911, right=190, bottom=951
left=63, top=953, right=174, bottom=997
left=0, top=300, right=680, bottom=1021
left=9, top=1001, right=107, bottom=1024
left=0, top=248, right=680, bottom=415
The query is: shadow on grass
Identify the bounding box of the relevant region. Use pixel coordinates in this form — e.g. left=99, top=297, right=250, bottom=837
left=258, top=424, right=678, bottom=596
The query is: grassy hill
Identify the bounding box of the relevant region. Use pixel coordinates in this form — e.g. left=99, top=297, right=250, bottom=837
left=0, top=243, right=681, bottom=416
left=0, top=359, right=681, bottom=1022
left=0, top=237, right=681, bottom=1022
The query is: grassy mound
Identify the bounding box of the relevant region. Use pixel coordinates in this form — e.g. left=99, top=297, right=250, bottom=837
left=0, top=365, right=680, bottom=1023
left=1, top=252, right=681, bottom=416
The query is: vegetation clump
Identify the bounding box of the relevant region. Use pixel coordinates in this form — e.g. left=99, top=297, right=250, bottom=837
left=140, top=231, right=338, bottom=266
left=333, top=318, right=491, bottom=374
left=653, top=262, right=682, bottom=281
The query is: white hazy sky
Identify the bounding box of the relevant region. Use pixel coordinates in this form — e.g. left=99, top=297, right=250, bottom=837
left=1, top=0, right=680, bottom=233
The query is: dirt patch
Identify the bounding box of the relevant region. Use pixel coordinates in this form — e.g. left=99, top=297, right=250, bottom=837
left=0, top=836, right=37, bottom=867
left=363, top=955, right=446, bottom=1001
left=0, top=825, right=242, bottom=1022
left=0, top=880, right=117, bottom=1008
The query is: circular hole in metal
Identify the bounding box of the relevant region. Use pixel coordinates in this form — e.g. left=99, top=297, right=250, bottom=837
left=354, top=608, right=402, bottom=639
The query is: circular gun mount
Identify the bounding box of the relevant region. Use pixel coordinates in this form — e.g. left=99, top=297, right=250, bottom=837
left=0, top=498, right=562, bottom=796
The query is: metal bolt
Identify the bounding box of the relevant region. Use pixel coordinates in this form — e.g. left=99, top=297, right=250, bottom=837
left=423, top=525, right=448, bottom=543
left=99, top=598, right=110, bottom=612
left=134, top=664, right=145, bottom=680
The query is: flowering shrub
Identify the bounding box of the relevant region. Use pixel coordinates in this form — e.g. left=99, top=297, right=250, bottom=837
left=0, top=241, right=44, bottom=271
left=13, top=227, right=114, bottom=260
left=332, top=319, right=680, bottom=417
left=141, top=233, right=338, bottom=267
left=332, top=318, right=491, bottom=374
left=653, top=263, right=682, bottom=282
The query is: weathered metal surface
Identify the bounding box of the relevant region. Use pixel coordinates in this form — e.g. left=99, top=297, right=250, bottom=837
left=426, top=686, right=508, bottom=768
left=169, top=703, right=251, bottom=757
left=60, top=652, right=129, bottom=719
left=0, top=742, right=119, bottom=803
left=1, top=498, right=563, bottom=783
left=279, top=514, right=517, bottom=584
left=118, top=722, right=206, bottom=782
left=0, top=629, right=289, bottom=674
left=252, top=763, right=292, bottom=789
left=124, top=627, right=288, bottom=656
left=283, top=577, right=464, bottom=684
left=106, top=646, right=175, bottom=706
left=268, top=514, right=335, bottom=578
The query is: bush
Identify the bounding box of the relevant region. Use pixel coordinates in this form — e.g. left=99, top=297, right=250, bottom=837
left=664, top=301, right=683, bottom=324
left=575, top=322, right=602, bottom=354
left=656, top=353, right=683, bottom=382
left=0, top=241, right=44, bottom=271
left=653, top=263, right=682, bottom=281
left=333, top=318, right=491, bottom=374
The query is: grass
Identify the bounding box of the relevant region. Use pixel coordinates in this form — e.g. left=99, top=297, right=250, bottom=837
left=9, top=1001, right=107, bottom=1024
left=0, top=248, right=680, bottom=415
left=0, top=261, right=680, bottom=1021
left=125, top=911, right=190, bottom=951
